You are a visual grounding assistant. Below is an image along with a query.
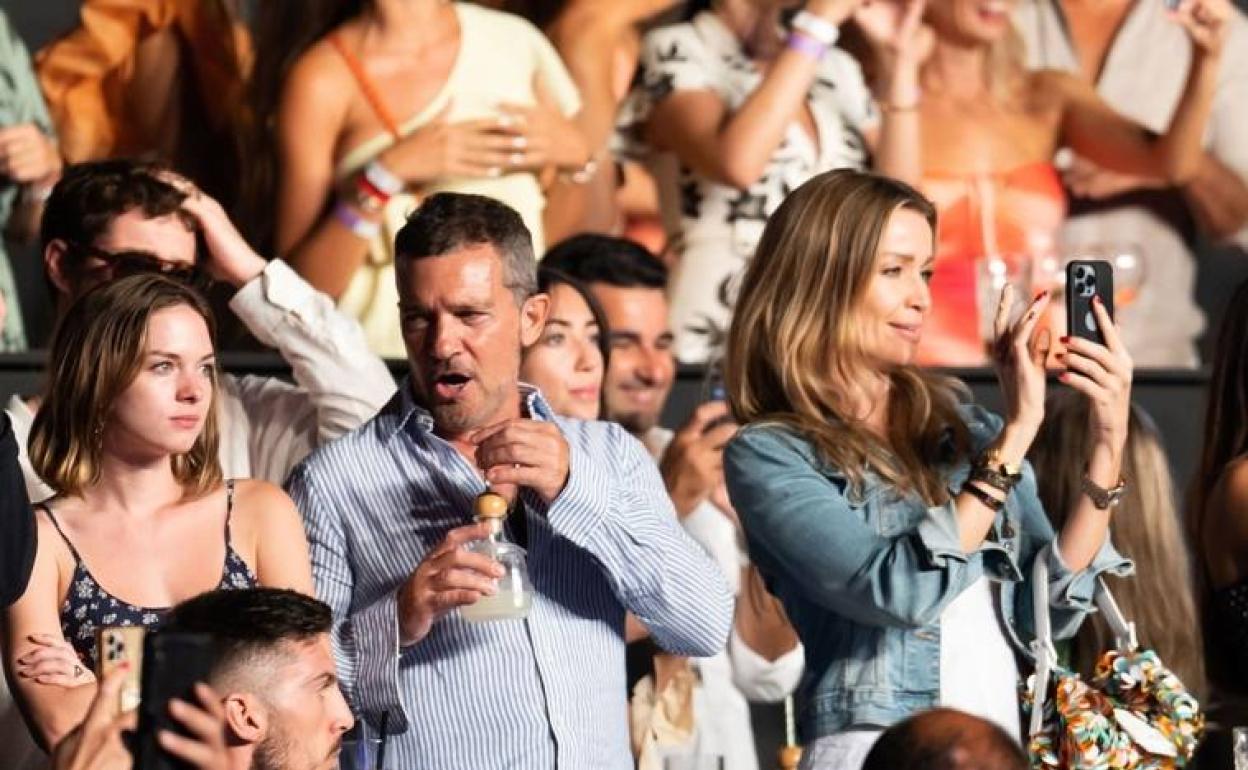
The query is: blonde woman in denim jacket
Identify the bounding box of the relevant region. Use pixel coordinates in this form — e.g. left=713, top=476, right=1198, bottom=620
left=721, top=169, right=1133, bottom=770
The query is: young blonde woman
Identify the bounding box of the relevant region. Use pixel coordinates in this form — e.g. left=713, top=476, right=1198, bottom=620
left=3, top=275, right=312, bottom=749
left=722, top=169, right=1132, bottom=770
left=1030, top=392, right=1205, bottom=696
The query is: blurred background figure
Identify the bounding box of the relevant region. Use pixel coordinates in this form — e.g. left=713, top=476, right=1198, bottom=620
left=35, top=0, right=249, bottom=207
left=851, top=0, right=1229, bottom=366
left=1015, top=0, right=1248, bottom=367
left=1029, top=390, right=1205, bottom=694
left=0, top=9, right=61, bottom=352
left=519, top=266, right=609, bottom=421
left=1188, top=277, right=1248, bottom=767
left=246, top=0, right=593, bottom=359
left=617, top=0, right=930, bottom=364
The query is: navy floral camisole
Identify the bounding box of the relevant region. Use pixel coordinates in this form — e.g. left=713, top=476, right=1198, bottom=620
left=41, top=479, right=258, bottom=667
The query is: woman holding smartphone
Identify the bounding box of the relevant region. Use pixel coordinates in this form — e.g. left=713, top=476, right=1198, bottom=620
left=723, top=169, right=1132, bottom=769
left=3, top=275, right=312, bottom=749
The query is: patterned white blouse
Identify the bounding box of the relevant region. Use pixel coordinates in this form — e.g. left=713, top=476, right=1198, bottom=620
left=618, top=12, right=878, bottom=364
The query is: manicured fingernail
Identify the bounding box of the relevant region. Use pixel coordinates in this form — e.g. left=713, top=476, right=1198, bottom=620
left=1060, top=336, right=1070, bottom=344
left=1059, top=372, right=1070, bottom=381
left=1093, top=295, right=1102, bottom=305
left=1034, top=291, right=1047, bottom=301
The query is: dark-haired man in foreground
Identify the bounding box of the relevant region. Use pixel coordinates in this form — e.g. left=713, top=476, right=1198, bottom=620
left=161, top=588, right=355, bottom=770
left=289, top=193, right=731, bottom=769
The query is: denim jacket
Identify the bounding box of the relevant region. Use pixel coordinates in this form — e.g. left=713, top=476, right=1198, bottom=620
left=723, top=404, right=1132, bottom=739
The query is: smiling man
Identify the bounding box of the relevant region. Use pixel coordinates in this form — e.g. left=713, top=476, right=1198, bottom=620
left=286, top=193, right=731, bottom=770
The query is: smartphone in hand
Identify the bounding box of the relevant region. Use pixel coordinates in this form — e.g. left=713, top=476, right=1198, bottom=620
left=133, top=631, right=215, bottom=770
left=96, top=626, right=145, bottom=715
left=1065, top=259, right=1114, bottom=345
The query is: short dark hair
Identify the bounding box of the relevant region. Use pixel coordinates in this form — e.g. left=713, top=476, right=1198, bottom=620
left=394, top=192, right=537, bottom=303
left=541, top=234, right=667, bottom=290
left=161, top=589, right=332, bottom=686
left=862, top=709, right=1028, bottom=770
left=41, top=159, right=190, bottom=252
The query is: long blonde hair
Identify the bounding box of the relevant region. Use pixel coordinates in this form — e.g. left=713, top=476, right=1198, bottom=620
left=30, top=274, right=223, bottom=499
left=725, top=169, right=970, bottom=504
left=1030, top=392, right=1205, bottom=696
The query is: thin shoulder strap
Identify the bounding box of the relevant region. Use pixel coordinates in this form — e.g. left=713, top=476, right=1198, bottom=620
left=329, top=33, right=403, bottom=140
left=38, top=502, right=85, bottom=564
left=223, top=479, right=236, bottom=533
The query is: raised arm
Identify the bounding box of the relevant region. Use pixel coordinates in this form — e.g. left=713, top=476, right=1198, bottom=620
left=171, top=178, right=394, bottom=471
left=641, top=0, right=862, bottom=190
left=1057, top=0, right=1229, bottom=184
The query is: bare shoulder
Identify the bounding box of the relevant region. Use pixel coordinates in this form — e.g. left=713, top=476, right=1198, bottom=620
left=282, top=35, right=354, bottom=110
left=231, top=479, right=298, bottom=518
left=1027, top=69, right=1080, bottom=104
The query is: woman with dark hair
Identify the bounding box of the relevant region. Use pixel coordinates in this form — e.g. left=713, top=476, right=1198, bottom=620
left=723, top=169, right=1132, bottom=769
left=1188, top=276, right=1248, bottom=746
left=2, top=275, right=313, bottom=749
left=245, top=0, right=593, bottom=358
left=520, top=267, right=609, bottom=420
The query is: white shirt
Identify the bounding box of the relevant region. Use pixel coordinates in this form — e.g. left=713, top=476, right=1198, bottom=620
left=619, top=13, right=877, bottom=364
left=643, top=427, right=805, bottom=770
left=1015, top=0, right=1248, bottom=366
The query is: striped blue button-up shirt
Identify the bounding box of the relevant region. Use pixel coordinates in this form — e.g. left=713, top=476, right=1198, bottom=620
left=287, top=382, right=733, bottom=769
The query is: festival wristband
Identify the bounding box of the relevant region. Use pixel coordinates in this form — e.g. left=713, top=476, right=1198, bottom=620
left=787, top=31, right=828, bottom=61
left=334, top=202, right=381, bottom=240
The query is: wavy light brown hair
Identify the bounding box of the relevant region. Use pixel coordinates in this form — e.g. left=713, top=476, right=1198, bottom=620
left=725, top=169, right=969, bottom=504
left=1031, top=392, right=1205, bottom=696
left=30, top=274, right=223, bottom=499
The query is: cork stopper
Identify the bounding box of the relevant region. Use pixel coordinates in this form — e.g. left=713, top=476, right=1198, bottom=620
left=777, top=746, right=802, bottom=770
left=475, top=492, right=509, bottom=520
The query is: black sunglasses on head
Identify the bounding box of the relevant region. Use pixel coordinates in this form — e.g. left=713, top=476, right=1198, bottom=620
left=69, top=242, right=210, bottom=289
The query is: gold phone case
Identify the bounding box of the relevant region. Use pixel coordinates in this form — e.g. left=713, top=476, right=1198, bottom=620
left=96, top=626, right=145, bottom=713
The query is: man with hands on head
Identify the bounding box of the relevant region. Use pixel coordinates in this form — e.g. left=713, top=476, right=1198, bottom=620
left=287, top=193, right=731, bottom=770
left=8, top=158, right=396, bottom=500
left=543, top=235, right=803, bottom=770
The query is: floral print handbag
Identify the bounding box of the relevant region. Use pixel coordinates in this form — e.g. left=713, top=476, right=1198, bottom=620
left=1022, top=546, right=1204, bottom=769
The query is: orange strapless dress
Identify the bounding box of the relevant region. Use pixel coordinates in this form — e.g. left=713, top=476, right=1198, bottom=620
left=918, top=162, right=1066, bottom=366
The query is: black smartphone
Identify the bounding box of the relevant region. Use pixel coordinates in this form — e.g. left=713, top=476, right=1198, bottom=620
left=1065, top=259, right=1114, bottom=345
left=133, top=632, right=215, bottom=770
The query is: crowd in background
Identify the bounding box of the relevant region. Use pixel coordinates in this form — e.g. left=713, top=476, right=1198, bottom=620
left=1, top=1, right=1248, bottom=769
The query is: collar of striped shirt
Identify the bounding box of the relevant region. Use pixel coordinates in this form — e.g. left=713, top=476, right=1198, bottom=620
left=381, top=378, right=554, bottom=441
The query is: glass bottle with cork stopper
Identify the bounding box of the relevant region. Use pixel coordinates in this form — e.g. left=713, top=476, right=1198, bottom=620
left=460, top=491, right=533, bottom=623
